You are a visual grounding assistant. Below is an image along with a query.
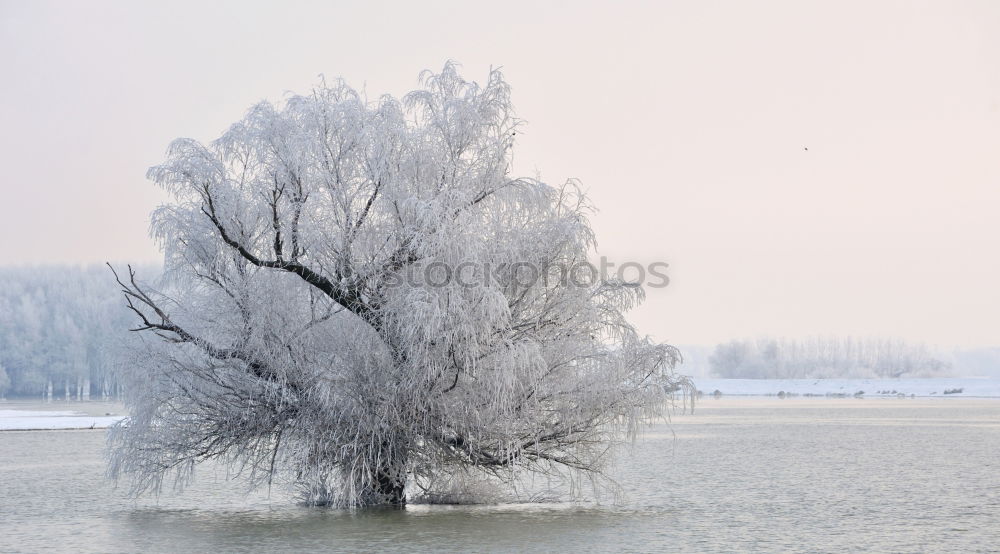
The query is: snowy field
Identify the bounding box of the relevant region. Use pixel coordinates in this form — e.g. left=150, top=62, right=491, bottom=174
left=692, top=377, right=1000, bottom=398
left=0, top=407, right=126, bottom=431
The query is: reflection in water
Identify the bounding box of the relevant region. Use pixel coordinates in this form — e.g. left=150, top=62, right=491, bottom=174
left=1, top=398, right=998, bottom=552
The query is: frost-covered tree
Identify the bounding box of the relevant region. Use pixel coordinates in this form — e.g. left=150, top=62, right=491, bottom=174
left=109, top=63, right=685, bottom=507
left=0, top=361, right=9, bottom=398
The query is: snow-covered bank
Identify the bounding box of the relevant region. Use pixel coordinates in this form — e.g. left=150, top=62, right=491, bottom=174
left=691, top=377, right=1000, bottom=398
left=0, top=409, right=126, bottom=431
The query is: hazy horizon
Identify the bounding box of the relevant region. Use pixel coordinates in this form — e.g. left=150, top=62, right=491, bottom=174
left=2, top=0, right=998, bottom=348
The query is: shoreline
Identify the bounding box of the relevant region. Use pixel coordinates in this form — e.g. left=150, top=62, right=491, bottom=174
left=689, top=376, right=1000, bottom=399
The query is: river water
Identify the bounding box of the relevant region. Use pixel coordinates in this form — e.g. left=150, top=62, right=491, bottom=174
left=1, top=398, right=998, bottom=553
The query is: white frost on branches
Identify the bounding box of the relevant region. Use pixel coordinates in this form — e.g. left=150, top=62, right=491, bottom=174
left=108, top=63, right=686, bottom=507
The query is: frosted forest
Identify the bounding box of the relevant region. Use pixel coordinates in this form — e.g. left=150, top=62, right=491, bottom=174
left=0, top=265, right=156, bottom=400
left=708, top=337, right=952, bottom=379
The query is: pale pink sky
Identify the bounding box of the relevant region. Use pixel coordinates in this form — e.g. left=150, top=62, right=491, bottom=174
left=1, top=0, right=998, bottom=347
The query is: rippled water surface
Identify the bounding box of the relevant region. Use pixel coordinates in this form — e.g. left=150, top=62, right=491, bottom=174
left=2, top=398, right=999, bottom=552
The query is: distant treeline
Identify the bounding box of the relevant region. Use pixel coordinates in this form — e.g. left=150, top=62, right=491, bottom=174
left=708, top=337, right=952, bottom=379
left=0, top=265, right=157, bottom=399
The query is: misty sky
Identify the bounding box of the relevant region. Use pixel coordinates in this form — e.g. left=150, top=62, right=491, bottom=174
left=1, top=0, right=998, bottom=348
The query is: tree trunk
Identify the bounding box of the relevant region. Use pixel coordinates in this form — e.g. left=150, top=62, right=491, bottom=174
left=371, top=439, right=408, bottom=506
left=374, top=468, right=407, bottom=506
